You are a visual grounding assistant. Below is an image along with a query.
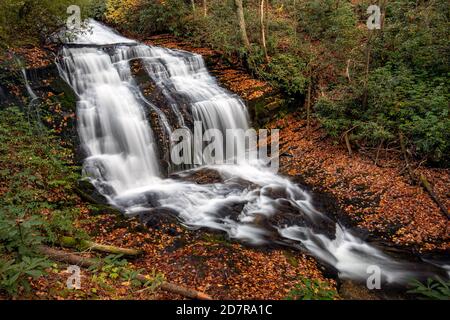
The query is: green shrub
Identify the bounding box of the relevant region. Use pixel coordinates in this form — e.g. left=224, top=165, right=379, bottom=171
left=105, top=0, right=190, bottom=36
left=0, top=0, right=93, bottom=47
left=0, top=107, right=86, bottom=296
left=408, top=277, right=450, bottom=300
left=295, top=0, right=359, bottom=52
left=0, top=256, right=51, bottom=296
left=265, top=53, right=308, bottom=97
left=85, top=0, right=107, bottom=21
left=315, top=65, right=450, bottom=165
left=285, top=277, right=337, bottom=300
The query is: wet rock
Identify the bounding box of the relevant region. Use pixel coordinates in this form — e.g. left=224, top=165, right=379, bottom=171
left=248, top=93, right=286, bottom=126
left=252, top=213, right=279, bottom=240
left=224, top=177, right=258, bottom=191
left=171, top=168, right=224, bottom=184
left=260, top=185, right=291, bottom=200
left=139, top=207, right=180, bottom=229
left=75, top=179, right=110, bottom=205
left=217, top=201, right=246, bottom=220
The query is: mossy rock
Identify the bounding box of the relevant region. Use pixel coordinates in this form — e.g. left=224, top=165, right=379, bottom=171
left=74, top=179, right=110, bottom=206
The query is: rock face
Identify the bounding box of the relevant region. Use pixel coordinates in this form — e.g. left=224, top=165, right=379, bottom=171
left=1, top=51, right=83, bottom=163
left=129, top=58, right=194, bottom=177
left=169, top=168, right=224, bottom=185
left=75, top=179, right=110, bottom=205
left=139, top=207, right=180, bottom=229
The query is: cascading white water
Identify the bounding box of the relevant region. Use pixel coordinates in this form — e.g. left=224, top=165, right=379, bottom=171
left=21, top=68, right=38, bottom=102
left=58, top=20, right=448, bottom=284
left=58, top=46, right=160, bottom=196
left=113, top=44, right=250, bottom=165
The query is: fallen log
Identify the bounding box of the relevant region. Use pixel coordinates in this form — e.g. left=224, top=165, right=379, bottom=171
left=37, top=245, right=98, bottom=268
left=59, top=236, right=142, bottom=257
left=37, top=245, right=212, bottom=300
left=135, top=274, right=212, bottom=300
left=419, top=174, right=449, bottom=219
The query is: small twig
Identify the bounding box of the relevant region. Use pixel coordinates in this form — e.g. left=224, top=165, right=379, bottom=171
left=374, top=140, right=383, bottom=166
left=340, top=126, right=358, bottom=157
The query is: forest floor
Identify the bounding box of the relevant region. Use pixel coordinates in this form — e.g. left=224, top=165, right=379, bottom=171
left=271, top=116, right=449, bottom=252
left=19, top=208, right=332, bottom=300
left=1, top=35, right=448, bottom=300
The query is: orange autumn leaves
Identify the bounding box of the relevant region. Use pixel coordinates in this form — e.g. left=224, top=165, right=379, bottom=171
left=269, top=114, right=449, bottom=252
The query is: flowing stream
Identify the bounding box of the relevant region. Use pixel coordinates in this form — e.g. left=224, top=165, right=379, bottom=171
left=57, top=20, right=448, bottom=286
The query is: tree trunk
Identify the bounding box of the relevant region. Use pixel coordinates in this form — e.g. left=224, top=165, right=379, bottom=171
left=399, top=131, right=414, bottom=182
left=380, top=0, right=387, bottom=29
left=346, top=59, right=351, bottom=82
left=362, top=31, right=372, bottom=110
left=260, top=0, right=269, bottom=62
left=234, top=0, right=251, bottom=51
left=38, top=245, right=97, bottom=268
left=344, top=132, right=352, bottom=156
left=191, top=0, right=196, bottom=13
left=203, top=0, right=207, bottom=17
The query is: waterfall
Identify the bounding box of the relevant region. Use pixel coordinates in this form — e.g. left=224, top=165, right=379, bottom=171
left=57, top=46, right=160, bottom=196
left=57, top=20, right=448, bottom=285
left=112, top=44, right=250, bottom=165
left=21, top=68, right=38, bottom=102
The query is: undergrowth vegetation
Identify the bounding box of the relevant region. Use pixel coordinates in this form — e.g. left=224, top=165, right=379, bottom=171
left=0, top=106, right=85, bottom=296
left=408, top=277, right=450, bottom=300
left=0, top=107, right=166, bottom=298
left=285, top=277, right=337, bottom=300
